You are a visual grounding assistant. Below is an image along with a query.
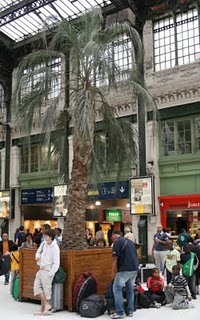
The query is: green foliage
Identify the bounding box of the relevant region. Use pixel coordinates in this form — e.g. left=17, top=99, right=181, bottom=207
left=12, top=7, right=155, bottom=184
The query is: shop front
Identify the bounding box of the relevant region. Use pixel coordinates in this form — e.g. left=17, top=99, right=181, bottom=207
left=86, top=180, right=132, bottom=244
left=21, top=187, right=57, bottom=233
left=159, top=194, right=200, bottom=238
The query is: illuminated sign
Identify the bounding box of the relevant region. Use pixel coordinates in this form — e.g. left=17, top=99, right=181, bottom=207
left=106, top=210, right=122, bottom=222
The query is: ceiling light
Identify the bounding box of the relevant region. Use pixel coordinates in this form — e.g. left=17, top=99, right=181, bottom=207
left=126, top=203, right=130, bottom=208
left=95, top=200, right=101, bottom=206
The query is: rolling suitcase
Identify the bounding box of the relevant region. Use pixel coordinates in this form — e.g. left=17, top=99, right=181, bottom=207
left=50, top=282, right=64, bottom=311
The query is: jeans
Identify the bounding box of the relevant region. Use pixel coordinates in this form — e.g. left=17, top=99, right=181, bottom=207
left=184, top=274, right=196, bottom=295
left=5, top=272, right=10, bottom=283
left=113, top=270, right=138, bottom=315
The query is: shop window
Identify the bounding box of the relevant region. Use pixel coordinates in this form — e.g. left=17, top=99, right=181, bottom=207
left=154, top=8, right=199, bottom=71
left=161, top=116, right=200, bottom=157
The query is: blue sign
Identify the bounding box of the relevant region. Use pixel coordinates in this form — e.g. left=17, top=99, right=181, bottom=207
left=87, top=180, right=129, bottom=201
left=21, top=188, right=53, bottom=204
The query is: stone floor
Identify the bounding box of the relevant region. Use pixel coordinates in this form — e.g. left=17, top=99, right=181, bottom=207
left=1, top=275, right=200, bottom=319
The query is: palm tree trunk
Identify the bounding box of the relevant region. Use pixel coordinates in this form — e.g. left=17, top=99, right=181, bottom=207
left=61, top=139, right=91, bottom=250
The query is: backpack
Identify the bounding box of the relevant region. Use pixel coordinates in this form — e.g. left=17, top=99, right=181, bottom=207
left=72, top=272, right=98, bottom=312
left=12, top=274, right=20, bottom=301
left=18, top=232, right=27, bottom=247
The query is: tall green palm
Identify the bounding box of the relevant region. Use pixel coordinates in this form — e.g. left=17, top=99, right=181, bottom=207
left=13, top=8, right=155, bottom=250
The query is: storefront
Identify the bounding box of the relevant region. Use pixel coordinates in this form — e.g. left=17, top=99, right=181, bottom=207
left=86, top=180, right=132, bottom=244
left=159, top=194, right=200, bottom=237
left=21, top=187, right=57, bottom=233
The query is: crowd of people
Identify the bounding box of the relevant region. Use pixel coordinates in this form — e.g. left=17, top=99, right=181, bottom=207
left=1, top=223, right=200, bottom=317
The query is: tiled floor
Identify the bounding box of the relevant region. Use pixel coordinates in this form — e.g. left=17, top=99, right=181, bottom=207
left=1, top=275, right=200, bottom=319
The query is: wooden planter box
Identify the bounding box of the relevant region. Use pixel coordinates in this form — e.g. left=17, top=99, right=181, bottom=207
left=19, top=248, right=112, bottom=311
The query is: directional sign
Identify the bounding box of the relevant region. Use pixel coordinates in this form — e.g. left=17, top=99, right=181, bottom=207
left=21, top=188, right=53, bottom=204
left=87, top=180, right=129, bottom=201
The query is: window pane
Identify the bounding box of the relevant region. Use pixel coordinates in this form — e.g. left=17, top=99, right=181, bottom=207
left=177, top=120, right=191, bottom=154
left=30, top=145, right=39, bottom=172
left=194, top=117, right=200, bottom=153
left=161, top=122, right=175, bottom=156
left=21, top=146, right=29, bottom=173
left=40, top=146, right=49, bottom=171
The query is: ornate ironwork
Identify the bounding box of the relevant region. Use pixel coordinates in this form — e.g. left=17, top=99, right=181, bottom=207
left=0, top=0, right=56, bottom=26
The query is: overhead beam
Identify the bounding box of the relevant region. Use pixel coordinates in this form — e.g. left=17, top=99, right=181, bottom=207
left=0, top=0, right=56, bottom=26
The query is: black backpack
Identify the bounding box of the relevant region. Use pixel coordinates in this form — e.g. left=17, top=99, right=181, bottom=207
left=18, top=232, right=27, bottom=247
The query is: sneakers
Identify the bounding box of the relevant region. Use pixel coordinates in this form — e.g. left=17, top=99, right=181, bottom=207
left=126, top=313, right=133, bottom=317
left=110, top=313, right=126, bottom=319
left=192, top=294, right=197, bottom=299
left=186, top=301, right=195, bottom=309
left=4, top=281, right=9, bottom=285
left=152, top=301, right=161, bottom=309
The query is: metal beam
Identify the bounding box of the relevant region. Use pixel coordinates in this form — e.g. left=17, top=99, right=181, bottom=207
left=0, top=0, right=56, bottom=26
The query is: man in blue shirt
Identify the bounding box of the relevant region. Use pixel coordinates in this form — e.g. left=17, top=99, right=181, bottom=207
left=152, top=225, right=168, bottom=272
left=111, top=231, right=139, bottom=319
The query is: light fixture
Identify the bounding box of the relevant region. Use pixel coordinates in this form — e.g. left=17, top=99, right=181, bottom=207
left=95, top=200, right=101, bottom=206
left=126, top=203, right=130, bottom=208
left=177, top=212, right=182, bottom=218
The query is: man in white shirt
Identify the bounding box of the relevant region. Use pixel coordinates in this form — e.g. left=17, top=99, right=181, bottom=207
left=33, top=229, right=60, bottom=315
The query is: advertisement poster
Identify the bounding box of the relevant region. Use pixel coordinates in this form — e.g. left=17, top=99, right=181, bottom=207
left=53, top=185, right=68, bottom=218
left=0, top=190, right=10, bottom=219
left=130, top=177, right=154, bottom=215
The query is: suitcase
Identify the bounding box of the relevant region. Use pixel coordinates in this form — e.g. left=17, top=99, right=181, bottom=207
left=50, top=282, right=64, bottom=311
left=141, top=267, right=155, bottom=283
left=79, top=294, right=106, bottom=318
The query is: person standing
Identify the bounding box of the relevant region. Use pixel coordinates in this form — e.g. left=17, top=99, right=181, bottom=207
left=33, top=229, right=60, bottom=315
left=180, top=243, right=198, bottom=299
left=163, top=240, right=181, bottom=284
left=110, top=230, right=139, bottom=319
left=177, top=228, right=193, bottom=251
left=152, top=225, right=168, bottom=272
left=0, top=233, right=14, bottom=284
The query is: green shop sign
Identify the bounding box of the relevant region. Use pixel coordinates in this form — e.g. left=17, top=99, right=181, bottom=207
left=106, top=210, right=122, bottom=222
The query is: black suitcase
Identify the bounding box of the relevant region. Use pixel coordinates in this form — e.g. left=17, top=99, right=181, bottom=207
left=79, top=294, right=106, bottom=318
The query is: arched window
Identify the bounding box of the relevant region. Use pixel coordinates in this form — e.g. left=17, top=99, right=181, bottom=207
left=0, top=83, right=4, bottom=110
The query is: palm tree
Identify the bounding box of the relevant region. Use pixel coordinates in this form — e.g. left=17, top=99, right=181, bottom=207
left=12, top=8, right=155, bottom=250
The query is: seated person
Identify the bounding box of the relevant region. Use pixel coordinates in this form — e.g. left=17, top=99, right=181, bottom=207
left=164, top=264, right=194, bottom=309
left=145, top=267, right=166, bottom=308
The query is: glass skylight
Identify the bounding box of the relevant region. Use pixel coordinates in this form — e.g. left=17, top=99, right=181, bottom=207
left=0, top=0, right=112, bottom=43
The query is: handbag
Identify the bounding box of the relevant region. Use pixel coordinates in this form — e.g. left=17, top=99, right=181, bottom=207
left=53, top=266, right=67, bottom=284
left=0, top=255, right=11, bottom=276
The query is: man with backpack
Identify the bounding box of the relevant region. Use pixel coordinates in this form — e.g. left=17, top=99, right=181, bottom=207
left=110, top=230, right=139, bottom=319
left=16, top=226, right=27, bottom=247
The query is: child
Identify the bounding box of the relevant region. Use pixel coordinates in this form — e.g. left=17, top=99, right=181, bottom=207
left=163, top=240, right=180, bottom=284
left=9, top=244, right=19, bottom=295
left=180, top=243, right=198, bottom=299
left=145, top=267, right=165, bottom=308
left=164, top=264, right=194, bottom=309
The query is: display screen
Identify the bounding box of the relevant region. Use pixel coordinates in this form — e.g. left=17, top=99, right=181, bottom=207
left=130, top=176, right=154, bottom=215
left=0, top=190, right=10, bottom=219
left=53, top=185, right=68, bottom=218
